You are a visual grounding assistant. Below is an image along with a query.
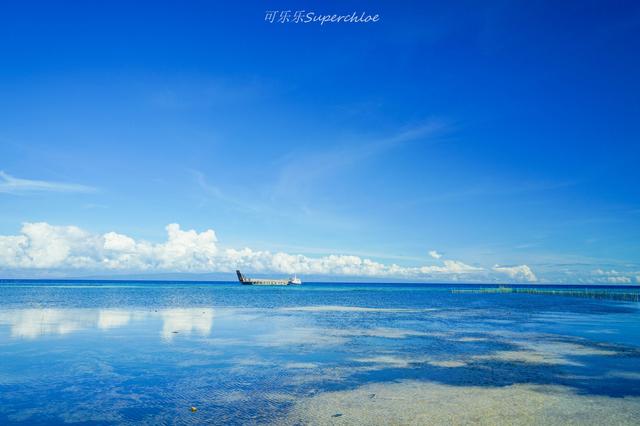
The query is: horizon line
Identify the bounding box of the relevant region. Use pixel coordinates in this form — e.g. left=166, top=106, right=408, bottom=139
left=0, top=277, right=638, bottom=287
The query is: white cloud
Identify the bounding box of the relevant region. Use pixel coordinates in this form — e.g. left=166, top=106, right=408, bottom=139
left=0, top=222, right=100, bottom=268
left=418, top=260, right=482, bottom=274
left=0, top=222, right=555, bottom=283
left=428, top=250, right=442, bottom=259
left=605, top=276, right=631, bottom=284
left=590, top=269, right=635, bottom=284
left=7, top=224, right=635, bottom=285
left=103, top=232, right=136, bottom=252
left=0, top=171, right=96, bottom=194
left=0, top=222, right=218, bottom=272
left=492, top=264, right=538, bottom=282
left=592, top=269, right=620, bottom=276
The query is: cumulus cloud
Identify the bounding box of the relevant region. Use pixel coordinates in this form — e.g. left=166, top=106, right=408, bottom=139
left=0, top=222, right=218, bottom=272
left=0, top=222, right=551, bottom=282
left=0, top=223, right=100, bottom=269
left=428, top=250, right=442, bottom=259
left=0, top=171, right=96, bottom=194
left=492, top=264, right=538, bottom=282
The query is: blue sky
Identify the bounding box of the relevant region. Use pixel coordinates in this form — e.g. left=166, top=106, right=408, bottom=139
left=0, top=1, right=639, bottom=283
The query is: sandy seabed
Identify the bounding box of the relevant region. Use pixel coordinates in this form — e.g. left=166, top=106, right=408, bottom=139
left=283, top=380, right=640, bottom=425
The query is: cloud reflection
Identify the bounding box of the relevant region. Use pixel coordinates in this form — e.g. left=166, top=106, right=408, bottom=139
left=97, top=309, right=132, bottom=330
left=160, top=308, right=214, bottom=341
left=0, top=309, right=98, bottom=339
left=0, top=308, right=215, bottom=341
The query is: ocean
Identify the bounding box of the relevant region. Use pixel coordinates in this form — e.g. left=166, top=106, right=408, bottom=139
left=1, top=280, right=639, bottom=425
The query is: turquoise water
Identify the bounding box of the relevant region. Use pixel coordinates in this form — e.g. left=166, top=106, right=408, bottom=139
left=1, top=281, right=640, bottom=424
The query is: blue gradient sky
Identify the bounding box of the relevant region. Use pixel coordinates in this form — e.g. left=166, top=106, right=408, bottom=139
left=0, top=1, right=639, bottom=282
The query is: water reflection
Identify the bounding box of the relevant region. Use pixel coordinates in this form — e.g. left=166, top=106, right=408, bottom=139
left=160, top=308, right=214, bottom=341
left=0, top=307, right=215, bottom=341
left=0, top=309, right=99, bottom=338
left=0, top=297, right=638, bottom=425
left=98, top=309, right=133, bottom=330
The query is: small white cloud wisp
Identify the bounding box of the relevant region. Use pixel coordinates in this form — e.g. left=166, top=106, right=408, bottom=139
left=428, top=250, right=443, bottom=259
left=0, top=171, right=96, bottom=194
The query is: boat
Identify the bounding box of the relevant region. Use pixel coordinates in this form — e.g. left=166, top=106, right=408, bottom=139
left=236, top=270, right=302, bottom=286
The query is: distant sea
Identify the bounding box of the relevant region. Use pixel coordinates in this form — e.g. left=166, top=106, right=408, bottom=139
left=1, top=280, right=640, bottom=425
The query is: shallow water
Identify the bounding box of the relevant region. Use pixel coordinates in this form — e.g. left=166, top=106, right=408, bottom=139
left=1, top=281, right=640, bottom=425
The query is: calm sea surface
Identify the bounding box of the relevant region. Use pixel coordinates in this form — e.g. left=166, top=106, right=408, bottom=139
left=1, top=281, right=640, bottom=425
